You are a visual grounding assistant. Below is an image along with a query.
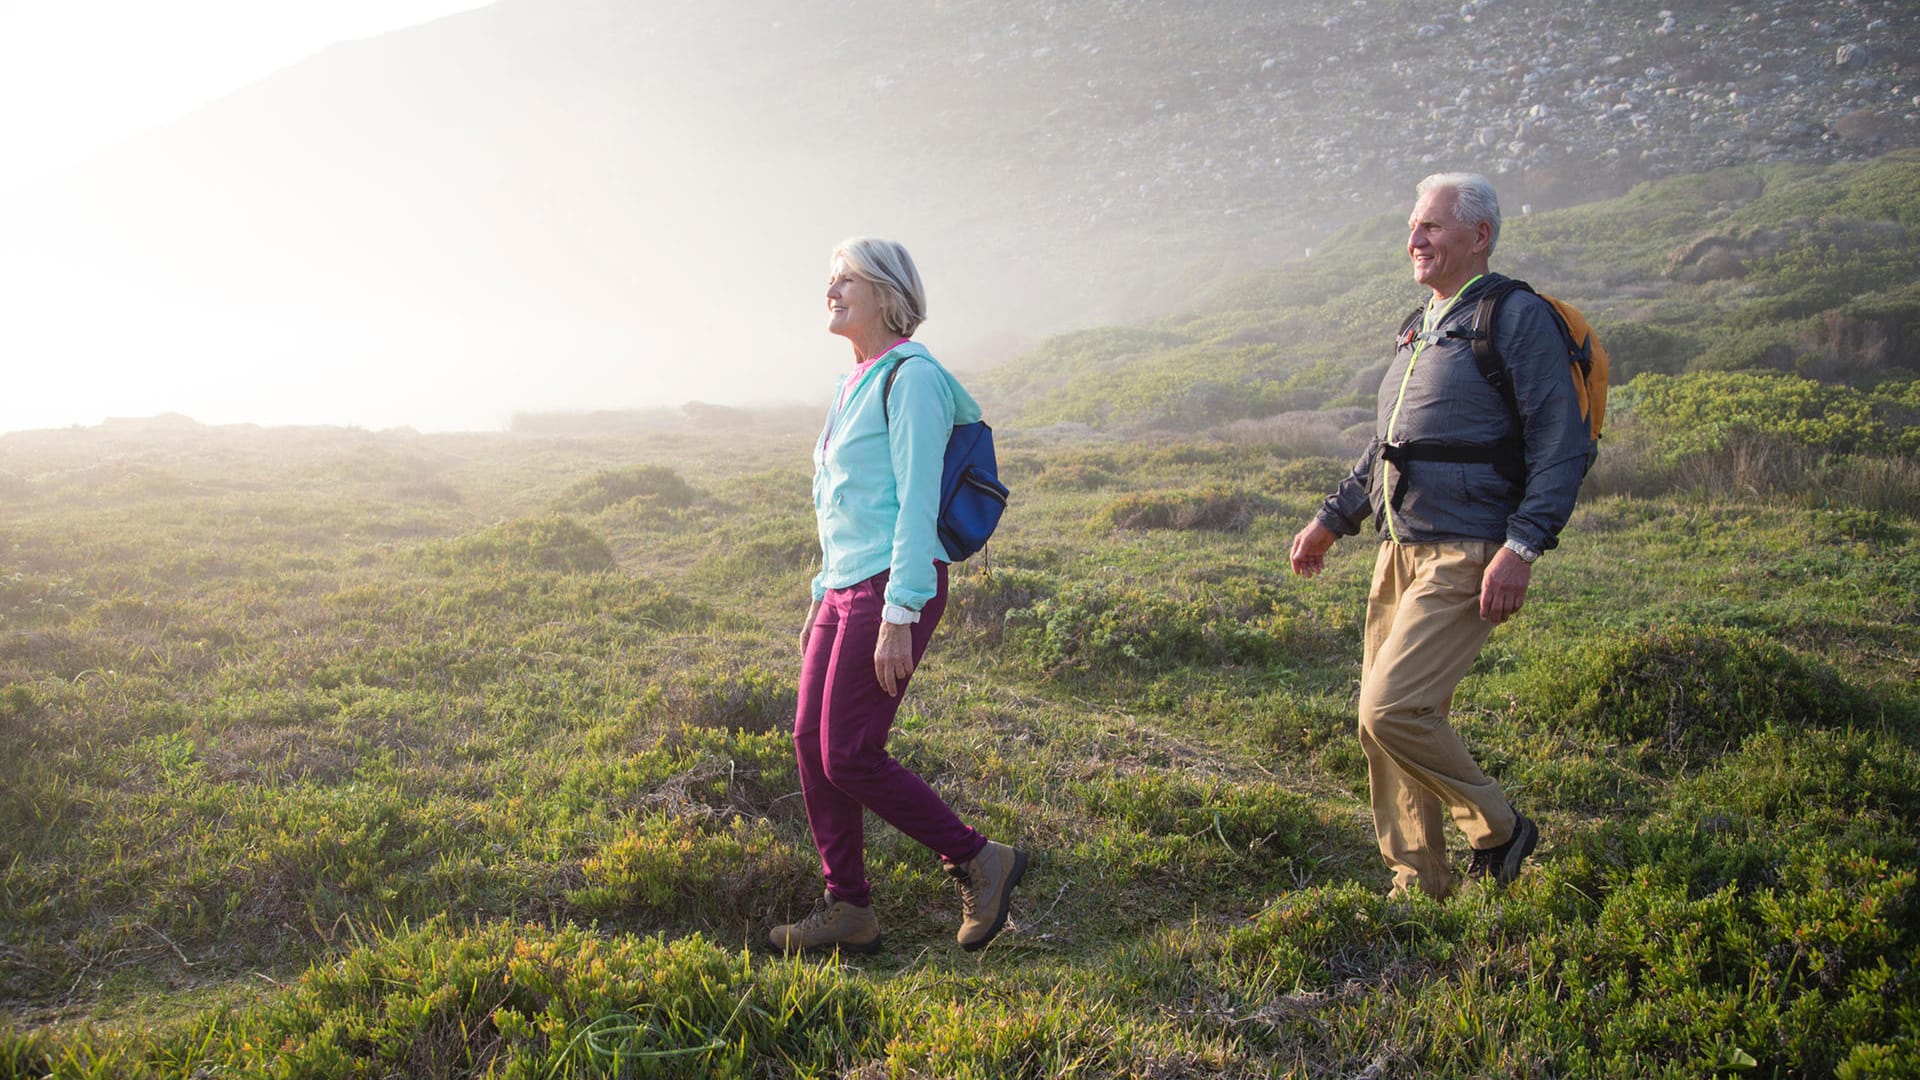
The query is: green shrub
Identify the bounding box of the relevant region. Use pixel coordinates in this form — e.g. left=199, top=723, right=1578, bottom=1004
left=1622, top=370, right=1894, bottom=457
left=628, top=664, right=795, bottom=735
left=570, top=813, right=810, bottom=923
left=227, top=921, right=874, bottom=1078
left=612, top=724, right=801, bottom=826
left=878, top=992, right=1152, bottom=1079
left=1267, top=455, right=1353, bottom=499
left=1814, top=454, right=1920, bottom=517
left=1070, top=771, right=1315, bottom=886
left=1570, top=852, right=1917, bottom=1075
left=1532, top=623, right=1866, bottom=757
left=1035, top=461, right=1118, bottom=491
left=1101, top=485, right=1272, bottom=531
left=417, top=515, right=615, bottom=574
left=1206, top=883, right=1466, bottom=997
left=1594, top=320, right=1694, bottom=381
left=556, top=464, right=699, bottom=514
left=694, top=514, right=817, bottom=583
left=1008, top=580, right=1302, bottom=675
left=943, top=566, right=1057, bottom=646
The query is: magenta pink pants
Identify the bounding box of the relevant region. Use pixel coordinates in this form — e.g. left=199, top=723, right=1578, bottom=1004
left=794, top=565, right=985, bottom=906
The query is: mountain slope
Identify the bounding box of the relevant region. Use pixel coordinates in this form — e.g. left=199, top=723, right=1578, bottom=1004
left=979, top=152, right=1920, bottom=434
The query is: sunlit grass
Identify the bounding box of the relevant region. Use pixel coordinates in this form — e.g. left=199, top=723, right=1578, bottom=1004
left=4, top=156, right=1920, bottom=1074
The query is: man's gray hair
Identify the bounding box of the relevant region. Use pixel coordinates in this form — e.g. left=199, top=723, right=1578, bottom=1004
left=1416, top=172, right=1502, bottom=255
left=832, top=237, right=928, bottom=337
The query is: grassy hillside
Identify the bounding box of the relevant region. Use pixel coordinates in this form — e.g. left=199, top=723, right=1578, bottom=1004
left=2, top=159, right=1918, bottom=1077
left=981, top=151, right=1920, bottom=435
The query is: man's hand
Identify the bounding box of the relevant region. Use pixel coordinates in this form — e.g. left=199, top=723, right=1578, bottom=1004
left=1290, top=520, right=1339, bottom=577
left=874, top=620, right=915, bottom=696
left=1479, top=546, right=1533, bottom=624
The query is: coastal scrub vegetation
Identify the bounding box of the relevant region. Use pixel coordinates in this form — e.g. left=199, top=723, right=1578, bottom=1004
left=2, top=156, right=1918, bottom=1076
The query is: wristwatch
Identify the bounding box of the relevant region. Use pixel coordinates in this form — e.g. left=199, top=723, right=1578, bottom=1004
left=881, top=603, right=922, bottom=625
left=1503, top=538, right=1541, bottom=564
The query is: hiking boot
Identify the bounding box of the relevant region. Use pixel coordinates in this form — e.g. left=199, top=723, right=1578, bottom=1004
left=946, top=840, right=1028, bottom=951
left=1466, top=812, right=1539, bottom=886
left=767, top=892, right=882, bottom=955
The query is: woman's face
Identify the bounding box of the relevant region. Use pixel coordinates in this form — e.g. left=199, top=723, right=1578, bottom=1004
left=826, top=258, right=887, bottom=343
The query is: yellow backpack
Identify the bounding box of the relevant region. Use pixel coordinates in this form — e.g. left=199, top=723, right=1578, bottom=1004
left=1465, top=279, right=1609, bottom=449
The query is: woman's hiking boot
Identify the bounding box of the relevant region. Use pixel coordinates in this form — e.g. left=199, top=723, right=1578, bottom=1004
left=1466, top=811, right=1538, bottom=886
left=945, top=840, right=1028, bottom=951
left=768, top=892, right=882, bottom=955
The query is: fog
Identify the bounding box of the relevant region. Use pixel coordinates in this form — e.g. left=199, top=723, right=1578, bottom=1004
left=5, top=0, right=1914, bottom=435
left=1, top=0, right=1191, bottom=435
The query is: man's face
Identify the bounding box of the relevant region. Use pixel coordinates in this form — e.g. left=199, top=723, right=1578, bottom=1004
left=1407, top=187, right=1490, bottom=298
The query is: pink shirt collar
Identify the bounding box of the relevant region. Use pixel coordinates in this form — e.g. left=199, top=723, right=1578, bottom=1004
left=838, top=339, right=912, bottom=408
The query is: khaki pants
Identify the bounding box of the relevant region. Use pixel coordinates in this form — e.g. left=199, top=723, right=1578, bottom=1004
left=1359, top=541, right=1518, bottom=899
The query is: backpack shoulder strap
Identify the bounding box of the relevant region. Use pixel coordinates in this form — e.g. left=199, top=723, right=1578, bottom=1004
left=880, top=356, right=912, bottom=428
left=1466, top=278, right=1532, bottom=419
left=1396, top=306, right=1423, bottom=348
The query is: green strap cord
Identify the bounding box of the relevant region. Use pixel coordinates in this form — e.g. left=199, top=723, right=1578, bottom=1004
left=1382, top=274, right=1482, bottom=543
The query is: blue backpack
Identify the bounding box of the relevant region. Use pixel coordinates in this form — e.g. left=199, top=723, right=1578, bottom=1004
left=883, top=359, right=1008, bottom=562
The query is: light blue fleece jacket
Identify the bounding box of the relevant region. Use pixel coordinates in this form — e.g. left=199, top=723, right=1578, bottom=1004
left=810, top=341, right=982, bottom=612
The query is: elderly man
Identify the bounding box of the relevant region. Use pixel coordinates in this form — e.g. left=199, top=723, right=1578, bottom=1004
left=1289, top=172, right=1592, bottom=900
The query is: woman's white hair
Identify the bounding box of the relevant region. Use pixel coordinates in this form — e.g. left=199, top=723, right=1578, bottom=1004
left=1416, top=172, right=1502, bottom=255
left=832, top=236, right=928, bottom=337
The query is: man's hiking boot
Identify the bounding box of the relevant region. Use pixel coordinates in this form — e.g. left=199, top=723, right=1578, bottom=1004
left=945, top=840, right=1028, bottom=951
left=1466, top=811, right=1538, bottom=886
left=768, top=892, right=882, bottom=955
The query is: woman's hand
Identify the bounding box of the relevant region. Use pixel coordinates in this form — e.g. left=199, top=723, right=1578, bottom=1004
left=800, top=600, right=821, bottom=653
left=874, top=620, right=915, bottom=696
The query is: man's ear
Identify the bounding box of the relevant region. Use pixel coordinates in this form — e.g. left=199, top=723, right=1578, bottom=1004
left=1473, top=220, right=1493, bottom=254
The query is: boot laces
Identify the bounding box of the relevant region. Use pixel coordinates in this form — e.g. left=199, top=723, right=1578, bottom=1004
left=948, top=862, right=979, bottom=916
left=794, top=894, right=838, bottom=932
left=1466, top=847, right=1497, bottom=877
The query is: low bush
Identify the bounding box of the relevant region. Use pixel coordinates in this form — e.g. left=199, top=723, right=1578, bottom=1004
left=570, top=813, right=811, bottom=926
left=942, top=565, right=1057, bottom=646
left=1267, top=455, right=1353, bottom=500
left=875, top=992, right=1160, bottom=1079
left=1070, top=771, right=1316, bottom=886
left=615, top=724, right=801, bottom=825
left=1813, top=454, right=1920, bottom=517
left=1594, top=319, right=1694, bottom=380
left=1209, top=883, right=1466, bottom=995
left=1622, top=370, right=1900, bottom=458
left=416, top=515, right=615, bottom=575
left=1527, top=622, right=1866, bottom=758
left=1033, top=460, right=1117, bottom=491
left=555, top=464, right=699, bottom=514
left=1569, top=851, right=1916, bottom=1076
left=1008, top=580, right=1306, bottom=676
left=213, top=921, right=872, bottom=1078
left=1101, top=485, right=1272, bottom=531
left=628, top=664, right=795, bottom=735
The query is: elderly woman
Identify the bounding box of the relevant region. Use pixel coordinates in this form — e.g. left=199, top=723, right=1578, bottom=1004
left=769, top=237, right=1026, bottom=955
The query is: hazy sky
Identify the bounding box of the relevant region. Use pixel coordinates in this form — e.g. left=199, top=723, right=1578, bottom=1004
left=0, top=1, right=494, bottom=198
left=0, top=1, right=1104, bottom=435
left=0, top=1, right=508, bottom=434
